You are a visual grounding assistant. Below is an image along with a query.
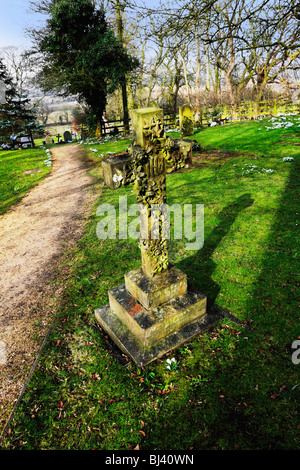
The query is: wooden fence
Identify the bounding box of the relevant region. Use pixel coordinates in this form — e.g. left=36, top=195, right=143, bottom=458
left=94, top=98, right=300, bottom=137
left=217, top=99, right=299, bottom=124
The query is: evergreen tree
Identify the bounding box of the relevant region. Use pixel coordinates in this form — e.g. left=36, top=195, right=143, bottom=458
left=29, top=0, right=138, bottom=134
left=0, top=57, right=15, bottom=142
left=0, top=57, right=44, bottom=145
left=0, top=57, right=15, bottom=101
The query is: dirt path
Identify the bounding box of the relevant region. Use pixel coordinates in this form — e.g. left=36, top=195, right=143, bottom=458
left=0, top=143, right=97, bottom=434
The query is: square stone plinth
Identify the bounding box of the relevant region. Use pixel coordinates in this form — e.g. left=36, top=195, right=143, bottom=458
left=102, top=152, right=132, bottom=189
left=95, top=284, right=220, bottom=367
left=125, top=266, right=187, bottom=309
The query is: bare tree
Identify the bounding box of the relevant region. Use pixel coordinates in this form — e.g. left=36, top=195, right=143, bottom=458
left=147, top=0, right=300, bottom=103
left=36, top=102, right=51, bottom=124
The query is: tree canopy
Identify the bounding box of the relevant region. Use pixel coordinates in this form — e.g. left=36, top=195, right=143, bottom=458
left=25, top=0, right=299, bottom=117
left=29, top=0, right=138, bottom=129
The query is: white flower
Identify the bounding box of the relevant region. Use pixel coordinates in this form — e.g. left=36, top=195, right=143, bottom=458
left=283, top=157, right=294, bottom=162
left=166, top=358, right=176, bottom=364
left=166, top=357, right=177, bottom=370
left=113, top=173, right=123, bottom=183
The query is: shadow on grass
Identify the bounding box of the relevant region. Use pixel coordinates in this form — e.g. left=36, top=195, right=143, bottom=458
left=244, top=158, right=299, bottom=339
left=144, top=159, right=300, bottom=450
left=176, top=193, right=254, bottom=310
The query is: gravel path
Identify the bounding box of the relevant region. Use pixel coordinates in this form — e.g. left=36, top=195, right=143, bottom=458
left=0, top=143, right=97, bottom=434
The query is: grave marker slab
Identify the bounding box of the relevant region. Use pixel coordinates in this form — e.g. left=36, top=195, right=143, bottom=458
left=63, top=130, right=71, bottom=142
left=179, top=104, right=194, bottom=137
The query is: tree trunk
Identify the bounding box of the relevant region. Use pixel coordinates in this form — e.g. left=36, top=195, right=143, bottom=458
left=127, top=78, right=134, bottom=110
left=116, top=0, right=129, bottom=134
left=255, top=68, right=266, bottom=102
left=195, top=37, right=201, bottom=108
left=137, top=43, right=146, bottom=107
left=146, top=43, right=163, bottom=107
left=205, top=46, right=211, bottom=91
left=181, top=56, right=191, bottom=104
left=172, top=68, right=181, bottom=116
left=224, top=70, right=236, bottom=105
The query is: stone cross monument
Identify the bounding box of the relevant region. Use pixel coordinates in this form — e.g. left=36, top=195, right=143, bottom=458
left=95, top=107, right=219, bottom=367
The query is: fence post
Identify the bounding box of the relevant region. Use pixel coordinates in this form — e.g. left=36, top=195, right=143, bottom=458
left=249, top=101, right=253, bottom=120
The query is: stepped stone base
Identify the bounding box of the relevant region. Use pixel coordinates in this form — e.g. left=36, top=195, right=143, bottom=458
left=95, top=276, right=220, bottom=367
left=125, top=266, right=187, bottom=309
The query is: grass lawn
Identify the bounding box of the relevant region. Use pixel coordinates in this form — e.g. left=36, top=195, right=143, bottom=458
left=0, top=147, right=53, bottom=215
left=1, top=115, right=299, bottom=450
left=80, top=135, right=132, bottom=162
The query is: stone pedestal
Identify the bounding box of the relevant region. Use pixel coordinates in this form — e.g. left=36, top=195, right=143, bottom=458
left=102, top=152, right=133, bottom=189
left=95, top=266, right=218, bottom=367
left=125, top=266, right=187, bottom=309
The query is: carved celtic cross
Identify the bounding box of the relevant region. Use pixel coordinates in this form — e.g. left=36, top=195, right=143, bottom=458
left=129, top=108, right=169, bottom=278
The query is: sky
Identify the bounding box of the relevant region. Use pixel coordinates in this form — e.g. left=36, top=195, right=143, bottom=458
left=0, top=0, right=44, bottom=50
left=0, top=0, right=162, bottom=51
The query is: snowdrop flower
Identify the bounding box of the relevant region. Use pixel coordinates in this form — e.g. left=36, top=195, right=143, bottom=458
left=113, top=173, right=123, bottom=183
left=166, top=357, right=178, bottom=371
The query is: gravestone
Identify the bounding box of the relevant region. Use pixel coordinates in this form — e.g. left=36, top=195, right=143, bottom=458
left=179, top=104, right=194, bottom=137
left=45, top=135, right=52, bottom=145
left=63, top=130, right=71, bottom=142
left=95, top=121, right=102, bottom=139
left=95, top=107, right=219, bottom=367
left=194, top=107, right=203, bottom=128
left=81, top=128, right=89, bottom=140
